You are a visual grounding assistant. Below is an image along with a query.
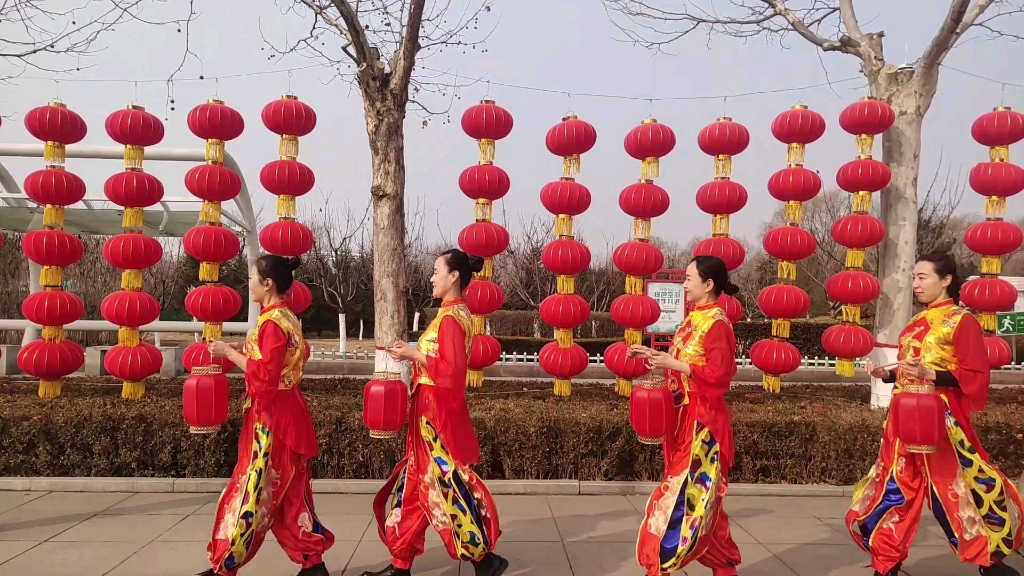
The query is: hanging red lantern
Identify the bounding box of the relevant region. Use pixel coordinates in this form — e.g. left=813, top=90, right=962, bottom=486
left=825, top=271, right=881, bottom=306
left=619, top=181, right=671, bottom=220
left=362, top=378, right=409, bottom=439
left=262, top=96, right=317, bottom=138
left=821, top=324, right=875, bottom=374
left=771, top=107, right=827, bottom=147
left=762, top=225, right=816, bottom=262
left=468, top=334, right=502, bottom=372
left=104, top=343, right=162, bottom=383
left=546, top=115, right=598, bottom=176
left=286, top=280, right=313, bottom=315
left=610, top=295, right=660, bottom=329
left=971, top=107, right=1024, bottom=148
left=24, top=102, right=88, bottom=166
left=23, top=229, right=84, bottom=268
left=756, top=284, right=811, bottom=320
left=461, top=164, right=512, bottom=201
left=694, top=236, right=745, bottom=271
left=839, top=98, right=896, bottom=136
left=21, top=290, right=84, bottom=327
left=260, top=160, right=316, bottom=198
left=103, top=170, right=165, bottom=208
left=767, top=167, right=822, bottom=203
left=625, top=119, right=677, bottom=179
left=541, top=239, right=591, bottom=276
left=604, top=341, right=650, bottom=380
left=17, top=339, right=85, bottom=385
left=836, top=158, right=892, bottom=193
left=697, top=117, right=750, bottom=158
left=458, top=221, right=510, bottom=258
left=968, top=162, right=1024, bottom=199
left=539, top=294, right=590, bottom=329
left=103, top=233, right=163, bottom=270
left=462, top=99, right=514, bottom=164
left=890, top=386, right=946, bottom=454
left=184, top=164, right=242, bottom=202
left=831, top=215, right=886, bottom=249
left=23, top=169, right=87, bottom=207
left=187, top=100, right=245, bottom=142
left=629, top=374, right=675, bottom=445
left=182, top=340, right=232, bottom=372
left=540, top=179, right=592, bottom=215
left=985, top=336, right=1012, bottom=369
left=105, top=105, right=164, bottom=148
left=718, top=295, right=744, bottom=324
left=466, top=280, right=505, bottom=316
left=183, top=225, right=241, bottom=264
left=749, top=339, right=802, bottom=383
left=259, top=219, right=314, bottom=257
left=613, top=241, right=665, bottom=278
left=961, top=277, right=1018, bottom=334
left=538, top=343, right=589, bottom=380
left=695, top=180, right=747, bottom=215
left=182, top=370, right=230, bottom=434
left=964, top=220, right=1024, bottom=257
left=100, top=290, right=161, bottom=328
left=184, top=284, right=243, bottom=323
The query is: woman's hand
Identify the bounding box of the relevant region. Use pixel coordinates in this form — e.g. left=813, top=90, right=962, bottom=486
left=898, top=358, right=935, bottom=381
left=207, top=340, right=233, bottom=358
left=387, top=341, right=417, bottom=362
left=865, top=364, right=892, bottom=380
left=627, top=344, right=653, bottom=358
left=648, top=349, right=687, bottom=374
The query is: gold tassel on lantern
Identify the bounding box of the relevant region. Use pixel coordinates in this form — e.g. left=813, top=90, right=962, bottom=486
left=842, top=305, right=862, bottom=325
left=42, top=325, right=64, bottom=342
left=989, top=145, right=1009, bottom=163
left=124, top=145, right=144, bottom=170
left=714, top=155, right=732, bottom=179
left=836, top=358, right=856, bottom=378
left=986, top=196, right=1007, bottom=216
left=206, top=139, right=226, bottom=164
left=711, top=214, right=730, bottom=236
left=763, top=374, right=781, bottom=394
left=478, top=258, right=494, bottom=279
left=856, top=135, right=874, bottom=157
left=624, top=275, right=644, bottom=296
left=979, top=312, right=996, bottom=333
left=276, top=195, right=297, bottom=218
left=467, top=370, right=484, bottom=388
left=199, top=261, right=221, bottom=282
left=557, top=275, right=575, bottom=295
left=555, top=329, right=573, bottom=348
left=771, top=319, right=791, bottom=339
left=475, top=199, right=493, bottom=222
left=477, top=139, right=495, bottom=164
left=787, top=143, right=806, bottom=166
left=632, top=218, right=652, bottom=241
left=122, top=207, right=144, bottom=229
left=615, top=376, right=632, bottom=397
left=853, top=191, right=873, bottom=214
left=43, top=205, right=65, bottom=228
left=624, top=328, right=642, bottom=346
left=38, top=380, right=62, bottom=399
left=554, top=378, right=572, bottom=397
left=777, top=261, right=797, bottom=281
left=119, top=327, right=141, bottom=347
left=203, top=322, right=224, bottom=341
left=846, top=249, right=866, bottom=270
left=640, top=157, right=660, bottom=180
left=554, top=214, right=573, bottom=237
left=201, top=201, right=222, bottom=224
left=784, top=202, right=803, bottom=224
left=121, top=270, right=143, bottom=291
left=280, top=135, right=299, bottom=159
left=563, top=155, right=581, bottom=177
left=472, top=315, right=485, bottom=335
left=40, top=266, right=63, bottom=287
left=121, top=381, right=145, bottom=400
left=44, top=141, right=66, bottom=167
left=981, top=256, right=1002, bottom=275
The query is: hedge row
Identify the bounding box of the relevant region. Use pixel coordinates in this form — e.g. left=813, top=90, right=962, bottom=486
left=1, top=377, right=1020, bottom=483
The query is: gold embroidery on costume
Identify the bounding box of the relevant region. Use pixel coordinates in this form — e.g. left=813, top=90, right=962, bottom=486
left=668, top=307, right=729, bottom=404
left=243, top=306, right=306, bottom=391
left=414, top=301, right=473, bottom=389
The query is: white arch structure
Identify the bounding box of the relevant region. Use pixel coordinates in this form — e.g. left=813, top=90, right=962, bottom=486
left=0, top=143, right=261, bottom=345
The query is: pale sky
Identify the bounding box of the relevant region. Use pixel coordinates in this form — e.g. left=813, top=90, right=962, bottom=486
left=1, top=0, right=1023, bottom=253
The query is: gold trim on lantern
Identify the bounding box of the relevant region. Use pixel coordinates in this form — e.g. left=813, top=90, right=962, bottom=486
left=762, top=374, right=781, bottom=394
left=190, top=365, right=224, bottom=376
left=856, top=134, right=875, bottom=157
left=787, top=143, right=806, bottom=166
left=280, top=135, right=299, bottom=160
left=900, top=383, right=936, bottom=394
left=124, top=145, right=144, bottom=170
left=555, top=328, right=573, bottom=348
left=119, top=327, right=141, bottom=347
left=44, top=141, right=66, bottom=167
left=636, top=374, right=667, bottom=389
left=625, top=275, right=644, bottom=296
left=476, top=258, right=494, bottom=280
left=40, top=266, right=63, bottom=288
left=557, top=275, right=575, bottom=295
left=554, top=214, right=573, bottom=237
left=989, top=145, right=1009, bottom=163
left=986, top=196, right=1007, bottom=216
left=615, top=376, right=632, bottom=397
left=206, top=139, right=225, bottom=165
left=199, top=261, right=221, bottom=282
left=477, top=139, right=495, bottom=164
left=980, top=312, right=996, bottom=332
left=189, top=425, right=221, bottom=435
left=836, top=358, right=856, bottom=378
left=369, top=429, right=399, bottom=439
left=42, top=325, right=64, bottom=342
left=641, top=157, right=660, bottom=180
left=771, top=318, right=791, bottom=339
left=981, top=256, right=1002, bottom=275
left=853, top=191, right=873, bottom=214
left=632, top=218, right=652, bottom=240
left=474, top=199, right=493, bottom=222
left=276, top=195, right=297, bottom=218
left=201, top=201, right=222, bottom=223
left=467, top=369, right=484, bottom=388
left=472, top=315, right=485, bottom=335
left=554, top=378, right=572, bottom=397
left=784, top=201, right=803, bottom=224
left=711, top=214, right=730, bottom=236
left=121, top=269, right=143, bottom=291
left=370, top=370, right=400, bottom=380
left=203, top=322, right=223, bottom=341
left=713, top=155, right=732, bottom=179
left=624, top=328, right=643, bottom=346
left=777, top=261, right=797, bottom=281
left=122, top=207, right=144, bottom=230
left=842, top=305, right=862, bottom=324
left=636, top=434, right=665, bottom=445
left=38, top=379, right=62, bottom=399
left=121, top=381, right=145, bottom=400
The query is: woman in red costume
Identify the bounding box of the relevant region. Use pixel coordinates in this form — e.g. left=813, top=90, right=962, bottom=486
left=201, top=255, right=334, bottom=576
left=362, top=248, right=507, bottom=576
left=629, top=255, right=742, bottom=576
left=850, top=252, right=1022, bottom=576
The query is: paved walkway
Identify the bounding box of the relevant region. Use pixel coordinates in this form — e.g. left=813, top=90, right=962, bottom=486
left=0, top=491, right=1019, bottom=575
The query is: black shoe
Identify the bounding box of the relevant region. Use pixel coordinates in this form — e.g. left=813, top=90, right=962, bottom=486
left=873, top=563, right=902, bottom=576
left=298, top=563, right=330, bottom=576
left=472, top=553, right=509, bottom=576
left=981, top=560, right=1021, bottom=576
left=359, top=566, right=411, bottom=576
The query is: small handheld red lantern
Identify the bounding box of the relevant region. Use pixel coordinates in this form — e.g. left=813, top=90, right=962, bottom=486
left=629, top=373, right=675, bottom=445
left=890, top=384, right=946, bottom=454
left=363, top=377, right=409, bottom=438
left=182, top=367, right=230, bottom=434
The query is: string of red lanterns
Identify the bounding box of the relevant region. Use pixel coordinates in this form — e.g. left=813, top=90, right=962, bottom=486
left=694, top=117, right=751, bottom=322
left=821, top=97, right=894, bottom=377
left=538, top=114, right=596, bottom=397
left=750, top=105, right=825, bottom=392
left=181, top=99, right=245, bottom=434
left=99, top=105, right=166, bottom=399
left=259, top=94, right=317, bottom=314
left=17, top=102, right=88, bottom=399
left=961, top=106, right=1024, bottom=368
left=605, top=119, right=675, bottom=397
left=458, top=99, right=513, bottom=387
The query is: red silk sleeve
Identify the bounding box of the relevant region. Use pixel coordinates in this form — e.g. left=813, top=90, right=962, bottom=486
left=951, top=313, right=990, bottom=413
left=245, top=320, right=287, bottom=397
left=688, top=320, right=737, bottom=397
left=425, top=315, right=468, bottom=389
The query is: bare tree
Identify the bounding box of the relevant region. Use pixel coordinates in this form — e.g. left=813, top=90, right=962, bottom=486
left=496, top=214, right=555, bottom=310
left=404, top=197, right=443, bottom=329
left=604, top=0, right=1024, bottom=359
left=917, top=158, right=967, bottom=256
left=265, top=0, right=494, bottom=374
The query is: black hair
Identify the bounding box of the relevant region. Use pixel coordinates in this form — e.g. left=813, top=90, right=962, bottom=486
left=439, top=248, right=484, bottom=291
left=917, top=251, right=962, bottom=302
left=690, top=255, right=740, bottom=297
left=255, top=254, right=301, bottom=294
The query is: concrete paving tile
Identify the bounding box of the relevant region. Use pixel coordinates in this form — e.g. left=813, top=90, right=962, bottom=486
left=0, top=508, right=93, bottom=541
left=7, top=492, right=130, bottom=515
left=766, top=543, right=874, bottom=576
left=308, top=494, right=376, bottom=516
left=344, top=533, right=459, bottom=576
left=547, top=495, right=637, bottom=517
left=684, top=542, right=797, bottom=576
left=105, top=540, right=359, bottom=576
left=492, top=495, right=551, bottom=520
left=488, top=541, right=572, bottom=576
left=725, top=496, right=852, bottom=519
left=899, top=545, right=997, bottom=576
left=627, top=493, right=652, bottom=514
left=0, top=493, right=44, bottom=515
left=99, top=492, right=214, bottom=515
left=156, top=514, right=213, bottom=542
left=0, top=541, right=144, bottom=576
left=319, top=514, right=373, bottom=541
left=51, top=514, right=185, bottom=542
left=735, top=515, right=849, bottom=545
left=0, top=542, right=37, bottom=564
left=564, top=541, right=639, bottom=575
left=498, top=516, right=561, bottom=542
left=552, top=507, right=644, bottom=543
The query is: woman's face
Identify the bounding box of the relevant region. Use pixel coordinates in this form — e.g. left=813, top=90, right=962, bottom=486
left=249, top=265, right=271, bottom=303
left=683, top=261, right=710, bottom=303
left=912, top=260, right=950, bottom=305
left=430, top=256, right=458, bottom=300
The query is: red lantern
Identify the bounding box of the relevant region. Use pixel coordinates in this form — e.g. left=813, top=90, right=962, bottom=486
left=964, top=220, right=1024, bottom=256
left=971, top=107, right=1024, bottom=147
left=624, top=121, right=677, bottom=162
left=694, top=236, right=745, bottom=271
left=540, top=179, right=591, bottom=215
left=629, top=376, right=675, bottom=445
left=103, top=170, right=165, bottom=208
left=184, top=284, right=243, bottom=323
left=461, top=100, right=514, bottom=141
left=23, top=229, right=84, bottom=267
left=469, top=334, right=502, bottom=371
left=767, top=167, right=822, bottom=203
left=103, top=233, right=162, bottom=270
left=24, top=103, right=88, bottom=144
left=183, top=225, right=241, bottom=264
left=104, top=343, right=162, bottom=381
left=260, top=160, right=316, bottom=198
left=719, top=294, right=744, bottom=324
left=184, top=164, right=242, bottom=202
left=182, top=341, right=232, bottom=372
left=458, top=222, right=510, bottom=258
left=890, top=387, right=945, bottom=454
left=465, top=280, right=505, bottom=316
left=541, top=239, right=591, bottom=276
left=831, top=215, right=886, bottom=249
left=539, top=294, right=590, bottom=329
left=100, top=290, right=161, bottom=327
left=23, top=169, right=86, bottom=207
left=836, top=158, right=892, bottom=193
left=821, top=324, right=875, bottom=362
left=259, top=220, right=314, bottom=257
left=21, top=290, right=84, bottom=326
left=610, top=294, right=660, bottom=329
left=619, top=181, right=670, bottom=219
left=546, top=116, right=597, bottom=158
left=771, top=107, right=826, bottom=144
left=762, top=226, right=816, bottom=262
left=749, top=339, right=802, bottom=378
left=612, top=241, right=665, bottom=278
left=839, top=98, right=896, bottom=136
left=187, top=100, right=245, bottom=141
left=968, top=162, right=1024, bottom=198
left=182, top=371, right=230, bottom=433
left=538, top=343, right=589, bottom=379
left=695, top=180, right=747, bottom=215
left=18, top=338, right=85, bottom=382
left=756, top=284, right=811, bottom=319
left=286, top=280, right=313, bottom=315
left=362, top=378, right=409, bottom=439
left=105, top=106, right=164, bottom=147
left=262, top=96, right=317, bottom=137
left=697, top=118, right=750, bottom=157
left=461, top=164, right=511, bottom=202
left=985, top=336, right=1012, bottom=369
left=604, top=341, right=650, bottom=380
left=825, top=271, right=881, bottom=305
left=961, top=277, right=1017, bottom=312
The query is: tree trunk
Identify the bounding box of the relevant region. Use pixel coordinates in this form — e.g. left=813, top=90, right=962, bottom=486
left=338, top=313, right=347, bottom=354
left=364, top=95, right=411, bottom=383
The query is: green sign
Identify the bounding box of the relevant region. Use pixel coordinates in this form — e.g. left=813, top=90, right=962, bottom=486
left=996, top=312, right=1024, bottom=336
